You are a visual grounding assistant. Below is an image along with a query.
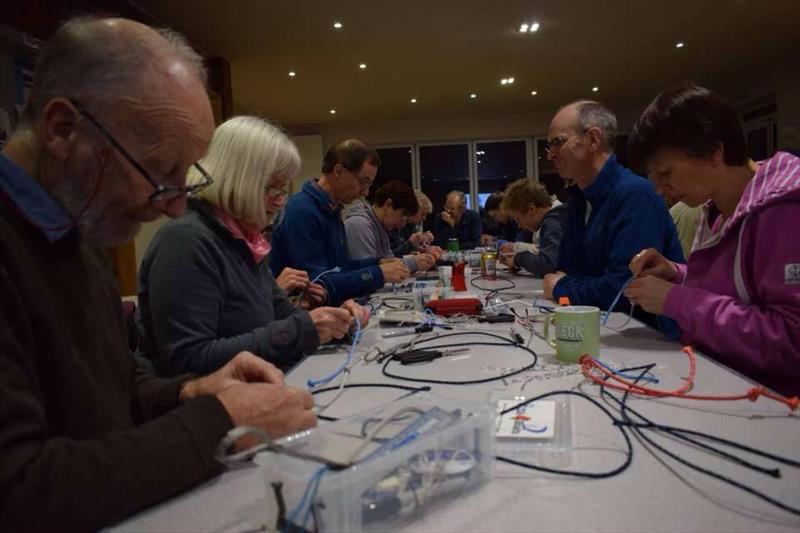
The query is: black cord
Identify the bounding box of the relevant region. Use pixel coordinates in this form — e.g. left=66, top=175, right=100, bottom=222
left=604, top=365, right=800, bottom=516
left=381, top=331, right=538, bottom=385
left=494, top=389, right=634, bottom=479
left=381, top=297, right=414, bottom=310
left=310, top=383, right=432, bottom=421
left=470, top=275, right=516, bottom=292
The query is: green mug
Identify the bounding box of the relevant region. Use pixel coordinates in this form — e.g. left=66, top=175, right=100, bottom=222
left=542, top=305, right=600, bottom=363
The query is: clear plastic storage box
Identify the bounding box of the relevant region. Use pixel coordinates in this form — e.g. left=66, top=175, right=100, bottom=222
left=252, top=394, right=495, bottom=532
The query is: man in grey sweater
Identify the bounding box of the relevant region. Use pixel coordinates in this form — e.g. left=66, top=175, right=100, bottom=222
left=345, top=181, right=435, bottom=274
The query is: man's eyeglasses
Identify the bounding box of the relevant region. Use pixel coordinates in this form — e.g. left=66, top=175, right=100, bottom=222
left=74, top=102, right=213, bottom=203
left=545, top=128, right=590, bottom=155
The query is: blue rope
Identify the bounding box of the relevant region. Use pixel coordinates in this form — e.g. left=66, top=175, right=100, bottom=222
left=602, top=276, right=635, bottom=325
left=306, top=316, right=362, bottom=389
left=284, top=466, right=327, bottom=532
left=595, top=359, right=659, bottom=384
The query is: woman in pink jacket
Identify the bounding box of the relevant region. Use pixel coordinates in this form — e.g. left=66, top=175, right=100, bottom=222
left=625, top=82, right=800, bottom=395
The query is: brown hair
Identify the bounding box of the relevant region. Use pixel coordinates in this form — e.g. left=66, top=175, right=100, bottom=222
left=501, top=179, right=552, bottom=213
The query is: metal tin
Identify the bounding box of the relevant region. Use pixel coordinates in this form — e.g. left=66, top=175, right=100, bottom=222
left=447, top=238, right=460, bottom=252
left=480, top=251, right=497, bottom=278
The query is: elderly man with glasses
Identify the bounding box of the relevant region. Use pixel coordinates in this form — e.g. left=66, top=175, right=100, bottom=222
left=0, top=17, right=316, bottom=530
left=270, top=139, right=410, bottom=304
left=542, top=100, right=683, bottom=333
left=433, top=190, right=483, bottom=250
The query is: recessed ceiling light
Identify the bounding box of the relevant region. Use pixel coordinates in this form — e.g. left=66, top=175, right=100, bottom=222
left=592, top=86, right=599, bottom=92
left=333, top=21, right=343, bottom=29
left=500, top=79, right=508, bottom=85
left=519, top=23, right=529, bottom=33
left=410, top=98, right=417, bottom=103
left=519, top=21, right=539, bottom=33
left=470, top=93, right=477, bottom=99
left=330, top=109, right=336, bottom=114
left=359, top=63, right=367, bottom=69
left=288, top=71, right=296, bottom=77
left=530, top=90, right=538, bottom=96
left=675, top=41, right=685, bottom=48
left=530, top=22, right=540, bottom=32
left=508, top=77, right=515, bottom=84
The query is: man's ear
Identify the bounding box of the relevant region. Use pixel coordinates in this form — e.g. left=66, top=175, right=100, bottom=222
left=41, top=98, right=80, bottom=161
left=586, top=126, right=603, bottom=152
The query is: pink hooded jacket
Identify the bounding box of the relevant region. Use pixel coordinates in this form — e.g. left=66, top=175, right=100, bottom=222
left=663, top=151, right=800, bottom=395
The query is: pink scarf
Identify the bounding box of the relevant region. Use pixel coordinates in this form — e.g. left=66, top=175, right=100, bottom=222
left=212, top=206, right=271, bottom=263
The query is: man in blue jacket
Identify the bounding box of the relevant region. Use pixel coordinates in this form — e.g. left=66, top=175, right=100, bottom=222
left=542, top=101, right=683, bottom=332
left=433, top=190, right=483, bottom=249
left=270, top=139, right=409, bottom=305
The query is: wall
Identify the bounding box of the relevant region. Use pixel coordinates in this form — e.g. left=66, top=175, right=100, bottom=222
left=291, top=134, right=323, bottom=191
left=316, top=106, right=647, bottom=149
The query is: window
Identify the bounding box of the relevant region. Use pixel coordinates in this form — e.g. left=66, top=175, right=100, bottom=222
left=371, top=146, right=413, bottom=201
left=475, top=140, right=528, bottom=208
left=419, top=143, right=470, bottom=223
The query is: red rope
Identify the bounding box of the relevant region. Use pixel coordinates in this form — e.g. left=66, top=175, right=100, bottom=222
left=579, top=346, right=799, bottom=412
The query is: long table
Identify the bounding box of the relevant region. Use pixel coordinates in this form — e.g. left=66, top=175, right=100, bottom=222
left=114, top=275, right=800, bottom=532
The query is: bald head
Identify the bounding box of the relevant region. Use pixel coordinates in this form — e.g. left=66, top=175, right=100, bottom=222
left=552, top=100, right=617, bottom=152
left=22, top=16, right=207, bottom=128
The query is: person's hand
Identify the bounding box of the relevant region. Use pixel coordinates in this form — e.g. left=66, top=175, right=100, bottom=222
left=629, top=248, right=678, bottom=281
left=441, top=212, right=455, bottom=227
left=217, top=383, right=317, bottom=439
left=180, top=352, right=285, bottom=401
left=413, top=253, right=435, bottom=272
left=624, top=275, right=674, bottom=315
left=498, top=251, right=516, bottom=268
left=499, top=242, right=515, bottom=255
left=276, top=267, right=311, bottom=293
left=301, top=282, right=327, bottom=309
left=340, top=299, right=371, bottom=328
left=380, top=259, right=410, bottom=283
left=423, top=245, right=444, bottom=260
left=409, top=231, right=426, bottom=246
left=421, top=231, right=434, bottom=245
left=543, top=271, right=567, bottom=300
left=309, top=307, right=354, bottom=343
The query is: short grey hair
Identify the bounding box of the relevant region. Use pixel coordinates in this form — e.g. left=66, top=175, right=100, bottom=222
left=188, top=116, right=301, bottom=227
left=566, top=100, right=618, bottom=152
left=22, top=16, right=206, bottom=126
left=447, top=190, right=467, bottom=207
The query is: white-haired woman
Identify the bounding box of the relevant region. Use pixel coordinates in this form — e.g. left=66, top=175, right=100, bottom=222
left=138, top=116, right=368, bottom=376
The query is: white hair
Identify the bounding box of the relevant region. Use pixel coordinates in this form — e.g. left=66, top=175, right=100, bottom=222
left=188, top=116, right=301, bottom=227
left=414, top=190, right=432, bottom=214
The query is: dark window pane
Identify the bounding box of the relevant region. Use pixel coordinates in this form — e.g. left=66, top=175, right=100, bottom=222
left=371, top=147, right=413, bottom=201
left=420, top=144, right=469, bottom=221
left=476, top=140, right=527, bottom=208
left=748, top=126, right=769, bottom=161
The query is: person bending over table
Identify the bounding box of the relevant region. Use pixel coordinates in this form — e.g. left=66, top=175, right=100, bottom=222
left=270, top=139, right=410, bottom=303
left=541, top=100, right=684, bottom=334
left=0, top=17, right=315, bottom=530
left=625, top=82, right=800, bottom=395
left=138, top=116, right=369, bottom=376
left=390, top=189, right=443, bottom=259
left=497, top=179, right=569, bottom=277
left=480, top=190, right=532, bottom=246
left=433, top=189, right=483, bottom=250
left=346, top=180, right=436, bottom=273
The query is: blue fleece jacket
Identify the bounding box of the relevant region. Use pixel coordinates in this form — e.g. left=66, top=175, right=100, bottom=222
left=554, top=155, right=684, bottom=333
left=269, top=181, right=384, bottom=305
left=433, top=209, right=483, bottom=249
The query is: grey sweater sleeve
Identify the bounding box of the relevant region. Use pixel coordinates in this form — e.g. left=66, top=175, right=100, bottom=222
left=513, top=209, right=567, bottom=277
left=345, top=215, right=381, bottom=260
left=144, top=225, right=319, bottom=375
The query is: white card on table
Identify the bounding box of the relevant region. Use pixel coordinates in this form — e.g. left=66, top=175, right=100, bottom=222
left=495, top=399, right=556, bottom=439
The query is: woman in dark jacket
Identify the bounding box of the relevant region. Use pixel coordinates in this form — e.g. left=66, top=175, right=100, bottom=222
left=138, top=116, right=368, bottom=376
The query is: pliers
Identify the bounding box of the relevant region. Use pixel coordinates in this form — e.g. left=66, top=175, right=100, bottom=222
left=393, top=347, right=471, bottom=365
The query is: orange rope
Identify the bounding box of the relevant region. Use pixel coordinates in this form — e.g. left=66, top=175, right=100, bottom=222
left=578, top=346, right=799, bottom=412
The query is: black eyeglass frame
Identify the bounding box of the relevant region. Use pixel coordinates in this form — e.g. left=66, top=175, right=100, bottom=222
left=73, top=101, right=213, bottom=203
